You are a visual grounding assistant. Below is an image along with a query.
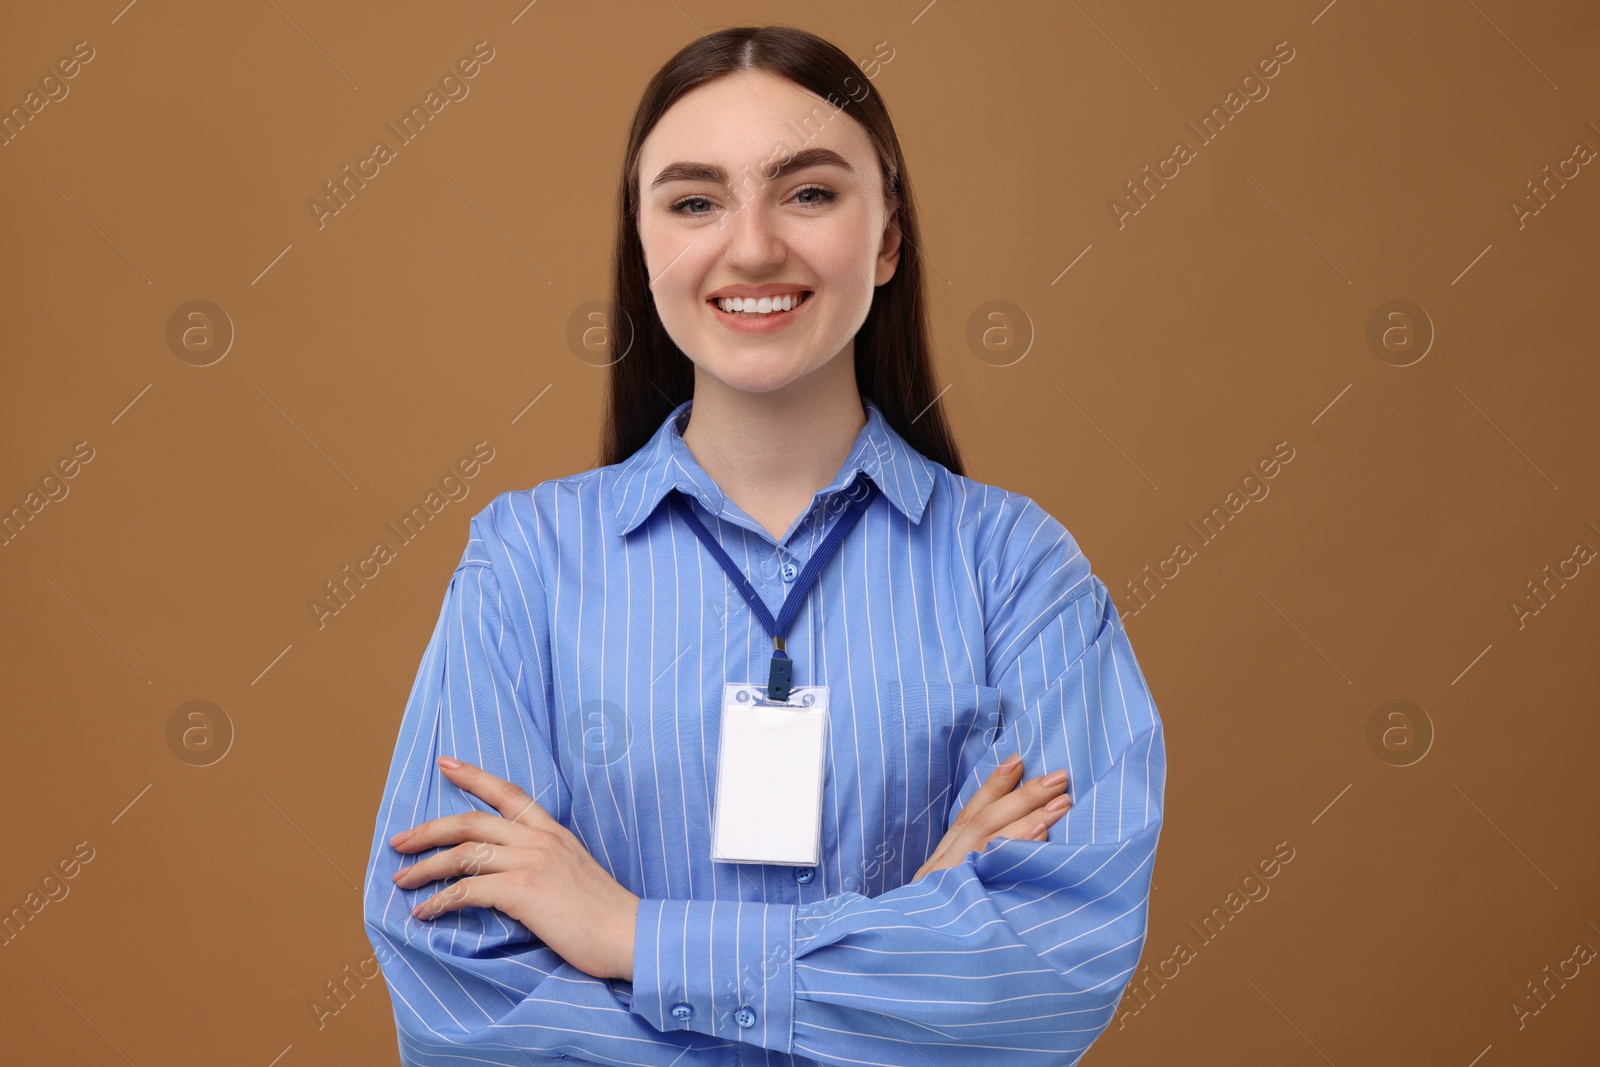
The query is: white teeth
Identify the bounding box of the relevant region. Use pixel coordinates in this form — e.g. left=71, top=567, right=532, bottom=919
left=714, top=293, right=807, bottom=314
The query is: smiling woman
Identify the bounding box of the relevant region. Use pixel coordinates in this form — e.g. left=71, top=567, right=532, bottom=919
left=363, top=23, right=1166, bottom=1067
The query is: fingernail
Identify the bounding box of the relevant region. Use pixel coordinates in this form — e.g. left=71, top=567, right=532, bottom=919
left=1046, top=794, right=1071, bottom=812
left=1043, top=769, right=1068, bottom=787
left=1001, top=753, right=1022, bottom=770
left=437, top=756, right=462, bottom=770
left=390, top=830, right=412, bottom=846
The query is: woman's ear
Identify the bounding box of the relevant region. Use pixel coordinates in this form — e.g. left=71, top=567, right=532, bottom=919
left=875, top=212, right=903, bottom=287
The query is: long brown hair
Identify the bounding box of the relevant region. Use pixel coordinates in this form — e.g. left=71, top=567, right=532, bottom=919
left=599, top=24, right=965, bottom=476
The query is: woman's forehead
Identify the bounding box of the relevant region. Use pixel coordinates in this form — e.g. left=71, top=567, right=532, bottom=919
left=640, top=72, right=870, bottom=178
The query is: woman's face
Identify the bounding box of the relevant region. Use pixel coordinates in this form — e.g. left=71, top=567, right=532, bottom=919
left=637, top=70, right=901, bottom=397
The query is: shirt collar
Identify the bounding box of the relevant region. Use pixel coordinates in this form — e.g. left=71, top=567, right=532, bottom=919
left=609, top=396, right=938, bottom=539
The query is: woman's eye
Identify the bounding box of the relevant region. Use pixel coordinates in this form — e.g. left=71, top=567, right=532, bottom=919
left=794, top=185, right=838, bottom=207
left=669, top=196, right=715, bottom=216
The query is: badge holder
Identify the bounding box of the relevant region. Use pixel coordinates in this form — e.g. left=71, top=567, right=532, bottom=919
left=710, top=682, right=830, bottom=866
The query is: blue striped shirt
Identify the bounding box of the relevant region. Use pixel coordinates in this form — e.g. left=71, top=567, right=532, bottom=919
left=363, top=396, right=1167, bottom=1065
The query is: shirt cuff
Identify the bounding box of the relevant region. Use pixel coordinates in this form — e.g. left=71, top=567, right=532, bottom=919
left=631, top=896, right=796, bottom=1051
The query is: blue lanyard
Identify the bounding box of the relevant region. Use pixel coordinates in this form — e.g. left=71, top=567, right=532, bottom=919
left=669, top=472, right=878, bottom=703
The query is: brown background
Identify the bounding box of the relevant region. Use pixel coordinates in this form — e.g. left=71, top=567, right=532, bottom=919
left=2, top=1, right=1596, bottom=1064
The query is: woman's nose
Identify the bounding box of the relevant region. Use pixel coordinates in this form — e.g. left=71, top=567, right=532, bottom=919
left=719, top=197, right=787, bottom=269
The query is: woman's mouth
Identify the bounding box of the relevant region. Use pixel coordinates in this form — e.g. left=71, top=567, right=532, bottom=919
left=707, top=290, right=814, bottom=334
left=708, top=291, right=813, bottom=317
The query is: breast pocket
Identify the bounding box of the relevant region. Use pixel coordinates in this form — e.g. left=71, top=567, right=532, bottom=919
left=877, top=678, right=1005, bottom=877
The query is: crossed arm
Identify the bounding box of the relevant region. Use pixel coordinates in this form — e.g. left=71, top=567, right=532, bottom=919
left=363, top=532, right=1165, bottom=1065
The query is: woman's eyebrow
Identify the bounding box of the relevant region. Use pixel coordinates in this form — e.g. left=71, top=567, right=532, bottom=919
left=649, top=147, right=855, bottom=189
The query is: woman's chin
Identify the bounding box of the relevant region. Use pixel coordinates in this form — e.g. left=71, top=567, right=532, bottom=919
left=696, top=356, right=822, bottom=397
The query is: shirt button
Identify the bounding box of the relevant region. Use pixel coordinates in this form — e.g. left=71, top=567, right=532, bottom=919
left=780, top=562, right=798, bottom=582
left=670, top=1001, right=694, bottom=1021
left=795, top=866, right=814, bottom=884
left=734, top=1005, right=757, bottom=1028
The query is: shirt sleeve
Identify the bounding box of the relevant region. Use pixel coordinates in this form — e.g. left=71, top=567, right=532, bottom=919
left=630, top=503, right=1167, bottom=1065
left=361, top=518, right=733, bottom=1066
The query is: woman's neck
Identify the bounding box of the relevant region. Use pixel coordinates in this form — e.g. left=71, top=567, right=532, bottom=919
left=680, top=357, right=867, bottom=541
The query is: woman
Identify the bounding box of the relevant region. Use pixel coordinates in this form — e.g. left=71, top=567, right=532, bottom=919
left=364, top=24, right=1165, bottom=1066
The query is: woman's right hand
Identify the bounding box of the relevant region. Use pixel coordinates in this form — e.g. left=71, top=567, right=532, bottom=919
left=912, top=754, right=1071, bottom=882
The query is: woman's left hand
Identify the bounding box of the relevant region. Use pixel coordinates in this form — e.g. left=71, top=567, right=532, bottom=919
left=389, top=755, right=641, bottom=982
